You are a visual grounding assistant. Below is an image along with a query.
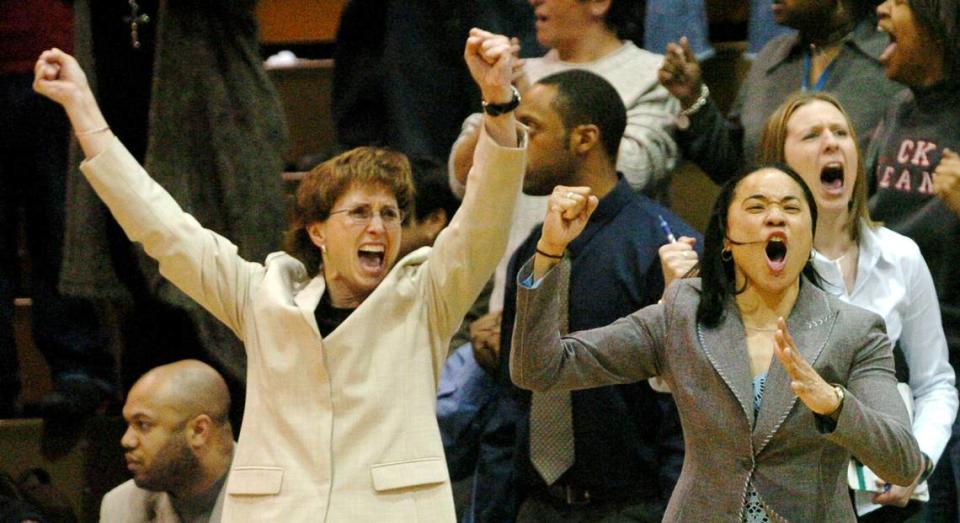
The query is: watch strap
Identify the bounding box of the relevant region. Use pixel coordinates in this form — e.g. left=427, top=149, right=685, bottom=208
left=482, top=85, right=521, bottom=116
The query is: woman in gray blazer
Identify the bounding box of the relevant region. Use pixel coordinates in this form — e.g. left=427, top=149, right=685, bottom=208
left=511, top=167, right=923, bottom=521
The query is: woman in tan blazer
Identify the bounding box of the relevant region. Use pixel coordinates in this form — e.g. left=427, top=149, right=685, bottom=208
left=33, top=29, right=526, bottom=522
left=511, top=166, right=922, bottom=521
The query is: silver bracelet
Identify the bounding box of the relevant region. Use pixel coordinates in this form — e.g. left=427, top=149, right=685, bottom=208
left=75, top=125, right=110, bottom=137
left=678, top=84, right=710, bottom=117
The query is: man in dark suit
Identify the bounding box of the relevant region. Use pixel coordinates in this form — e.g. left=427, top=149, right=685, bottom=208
left=467, top=69, right=700, bottom=522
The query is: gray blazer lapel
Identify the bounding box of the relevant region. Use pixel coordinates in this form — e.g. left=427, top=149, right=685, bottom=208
left=294, top=276, right=326, bottom=337
left=752, top=279, right=838, bottom=453
left=697, top=304, right=754, bottom=425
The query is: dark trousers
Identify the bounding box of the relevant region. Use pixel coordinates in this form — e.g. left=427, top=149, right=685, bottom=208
left=926, top=418, right=960, bottom=522
left=516, top=487, right=665, bottom=523
left=0, top=73, right=112, bottom=408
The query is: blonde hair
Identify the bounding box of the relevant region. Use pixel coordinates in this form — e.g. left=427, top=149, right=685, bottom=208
left=757, top=91, right=877, bottom=242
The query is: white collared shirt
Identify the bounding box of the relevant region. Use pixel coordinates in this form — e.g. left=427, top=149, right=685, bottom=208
left=813, top=223, right=958, bottom=513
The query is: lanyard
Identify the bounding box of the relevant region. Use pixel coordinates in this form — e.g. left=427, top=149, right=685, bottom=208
left=802, top=52, right=833, bottom=92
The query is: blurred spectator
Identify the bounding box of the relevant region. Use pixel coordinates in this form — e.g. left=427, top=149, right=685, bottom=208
left=63, top=1, right=288, bottom=395
left=333, top=0, right=538, bottom=160
left=866, top=0, right=960, bottom=519
left=660, top=0, right=902, bottom=185
left=0, top=0, right=114, bottom=419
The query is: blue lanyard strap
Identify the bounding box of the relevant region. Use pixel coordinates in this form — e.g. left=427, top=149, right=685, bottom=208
left=802, top=51, right=834, bottom=92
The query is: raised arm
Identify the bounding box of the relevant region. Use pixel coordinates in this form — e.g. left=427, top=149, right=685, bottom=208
left=422, top=29, right=526, bottom=362
left=447, top=36, right=523, bottom=197
left=510, top=257, right=667, bottom=392
left=509, top=186, right=664, bottom=391
left=658, top=37, right=746, bottom=185
left=33, top=49, right=259, bottom=337
left=33, top=49, right=113, bottom=159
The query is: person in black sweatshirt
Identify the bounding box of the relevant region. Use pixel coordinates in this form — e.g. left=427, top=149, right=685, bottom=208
left=867, top=0, right=960, bottom=520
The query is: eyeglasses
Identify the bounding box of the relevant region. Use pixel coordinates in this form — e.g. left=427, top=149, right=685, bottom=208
left=328, top=204, right=405, bottom=228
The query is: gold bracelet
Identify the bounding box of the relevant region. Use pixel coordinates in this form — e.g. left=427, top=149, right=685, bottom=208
left=75, top=125, right=110, bottom=137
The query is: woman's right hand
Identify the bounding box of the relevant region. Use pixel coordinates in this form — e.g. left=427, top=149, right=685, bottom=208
left=34, top=48, right=112, bottom=158
left=33, top=48, right=92, bottom=110
left=657, top=37, right=704, bottom=110
left=539, top=185, right=599, bottom=256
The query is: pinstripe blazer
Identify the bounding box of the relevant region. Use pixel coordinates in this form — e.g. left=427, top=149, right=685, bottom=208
left=511, top=263, right=922, bottom=522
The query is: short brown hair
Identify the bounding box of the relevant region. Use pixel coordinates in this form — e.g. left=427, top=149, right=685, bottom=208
left=757, top=91, right=877, bottom=242
left=284, top=147, right=414, bottom=275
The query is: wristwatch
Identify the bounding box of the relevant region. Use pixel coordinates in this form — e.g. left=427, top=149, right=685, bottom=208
left=482, top=85, right=521, bottom=116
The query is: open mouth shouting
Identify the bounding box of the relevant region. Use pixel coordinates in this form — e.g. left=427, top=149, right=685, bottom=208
left=765, top=234, right=788, bottom=274
left=819, top=162, right=845, bottom=196
left=357, top=245, right=386, bottom=275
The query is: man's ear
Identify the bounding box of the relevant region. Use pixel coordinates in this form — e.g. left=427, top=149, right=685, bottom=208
left=569, top=124, right=601, bottom=155
left=306, top=222, right=325, bottom=251
left=422, top=209, right=449, bottom=243
left=186, top=414, right=213, bottom=448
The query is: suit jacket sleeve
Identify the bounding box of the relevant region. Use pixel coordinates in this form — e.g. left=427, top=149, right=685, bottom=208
left=823, top=312, right=924, bottom=486
left=421, top=123, right=526, bottom=370
left=79, top=138, right=261, bottom=340
left=510, top=257, right=670, bottom=392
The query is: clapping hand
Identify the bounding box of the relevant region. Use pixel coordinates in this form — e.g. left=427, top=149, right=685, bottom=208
left=773, top=317, right=841, bottom=416
left=934, top=149, right=960, bottom=217
left=657, top=36, right=704, bottom=110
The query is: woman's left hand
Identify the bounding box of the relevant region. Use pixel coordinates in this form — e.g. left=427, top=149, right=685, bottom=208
left=773, top=317, right=842, bottom=416
left=934, top=149, right=960, bottom=217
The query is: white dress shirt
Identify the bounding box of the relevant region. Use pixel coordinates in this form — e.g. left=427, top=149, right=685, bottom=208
left=813, top=222, right=958, bottom=514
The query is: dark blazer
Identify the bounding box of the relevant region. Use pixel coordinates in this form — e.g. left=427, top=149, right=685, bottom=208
left=511, top=269, right=922, bottom=522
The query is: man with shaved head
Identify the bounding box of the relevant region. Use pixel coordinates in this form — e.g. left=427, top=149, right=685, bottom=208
left=100, top=360, right=234, bottom=523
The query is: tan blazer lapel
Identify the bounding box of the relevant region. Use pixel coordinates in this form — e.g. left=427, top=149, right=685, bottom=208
left=752, top=279, right=838, bottom=453
left=294, top=276, right=326, bottom=337
left=697, top=304, right=754, bottom=425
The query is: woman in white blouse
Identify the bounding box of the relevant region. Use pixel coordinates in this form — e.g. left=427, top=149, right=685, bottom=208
left=761, top=92, right=957, bottom=519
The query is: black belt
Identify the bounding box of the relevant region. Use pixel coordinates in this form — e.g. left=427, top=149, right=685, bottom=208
left=546, top=483, right=593, bottom=505
left=540, top=482, right=657, bottom=506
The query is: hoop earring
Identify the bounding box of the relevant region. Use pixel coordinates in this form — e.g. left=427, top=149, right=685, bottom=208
left=721, top=248, right=732, bottom=262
